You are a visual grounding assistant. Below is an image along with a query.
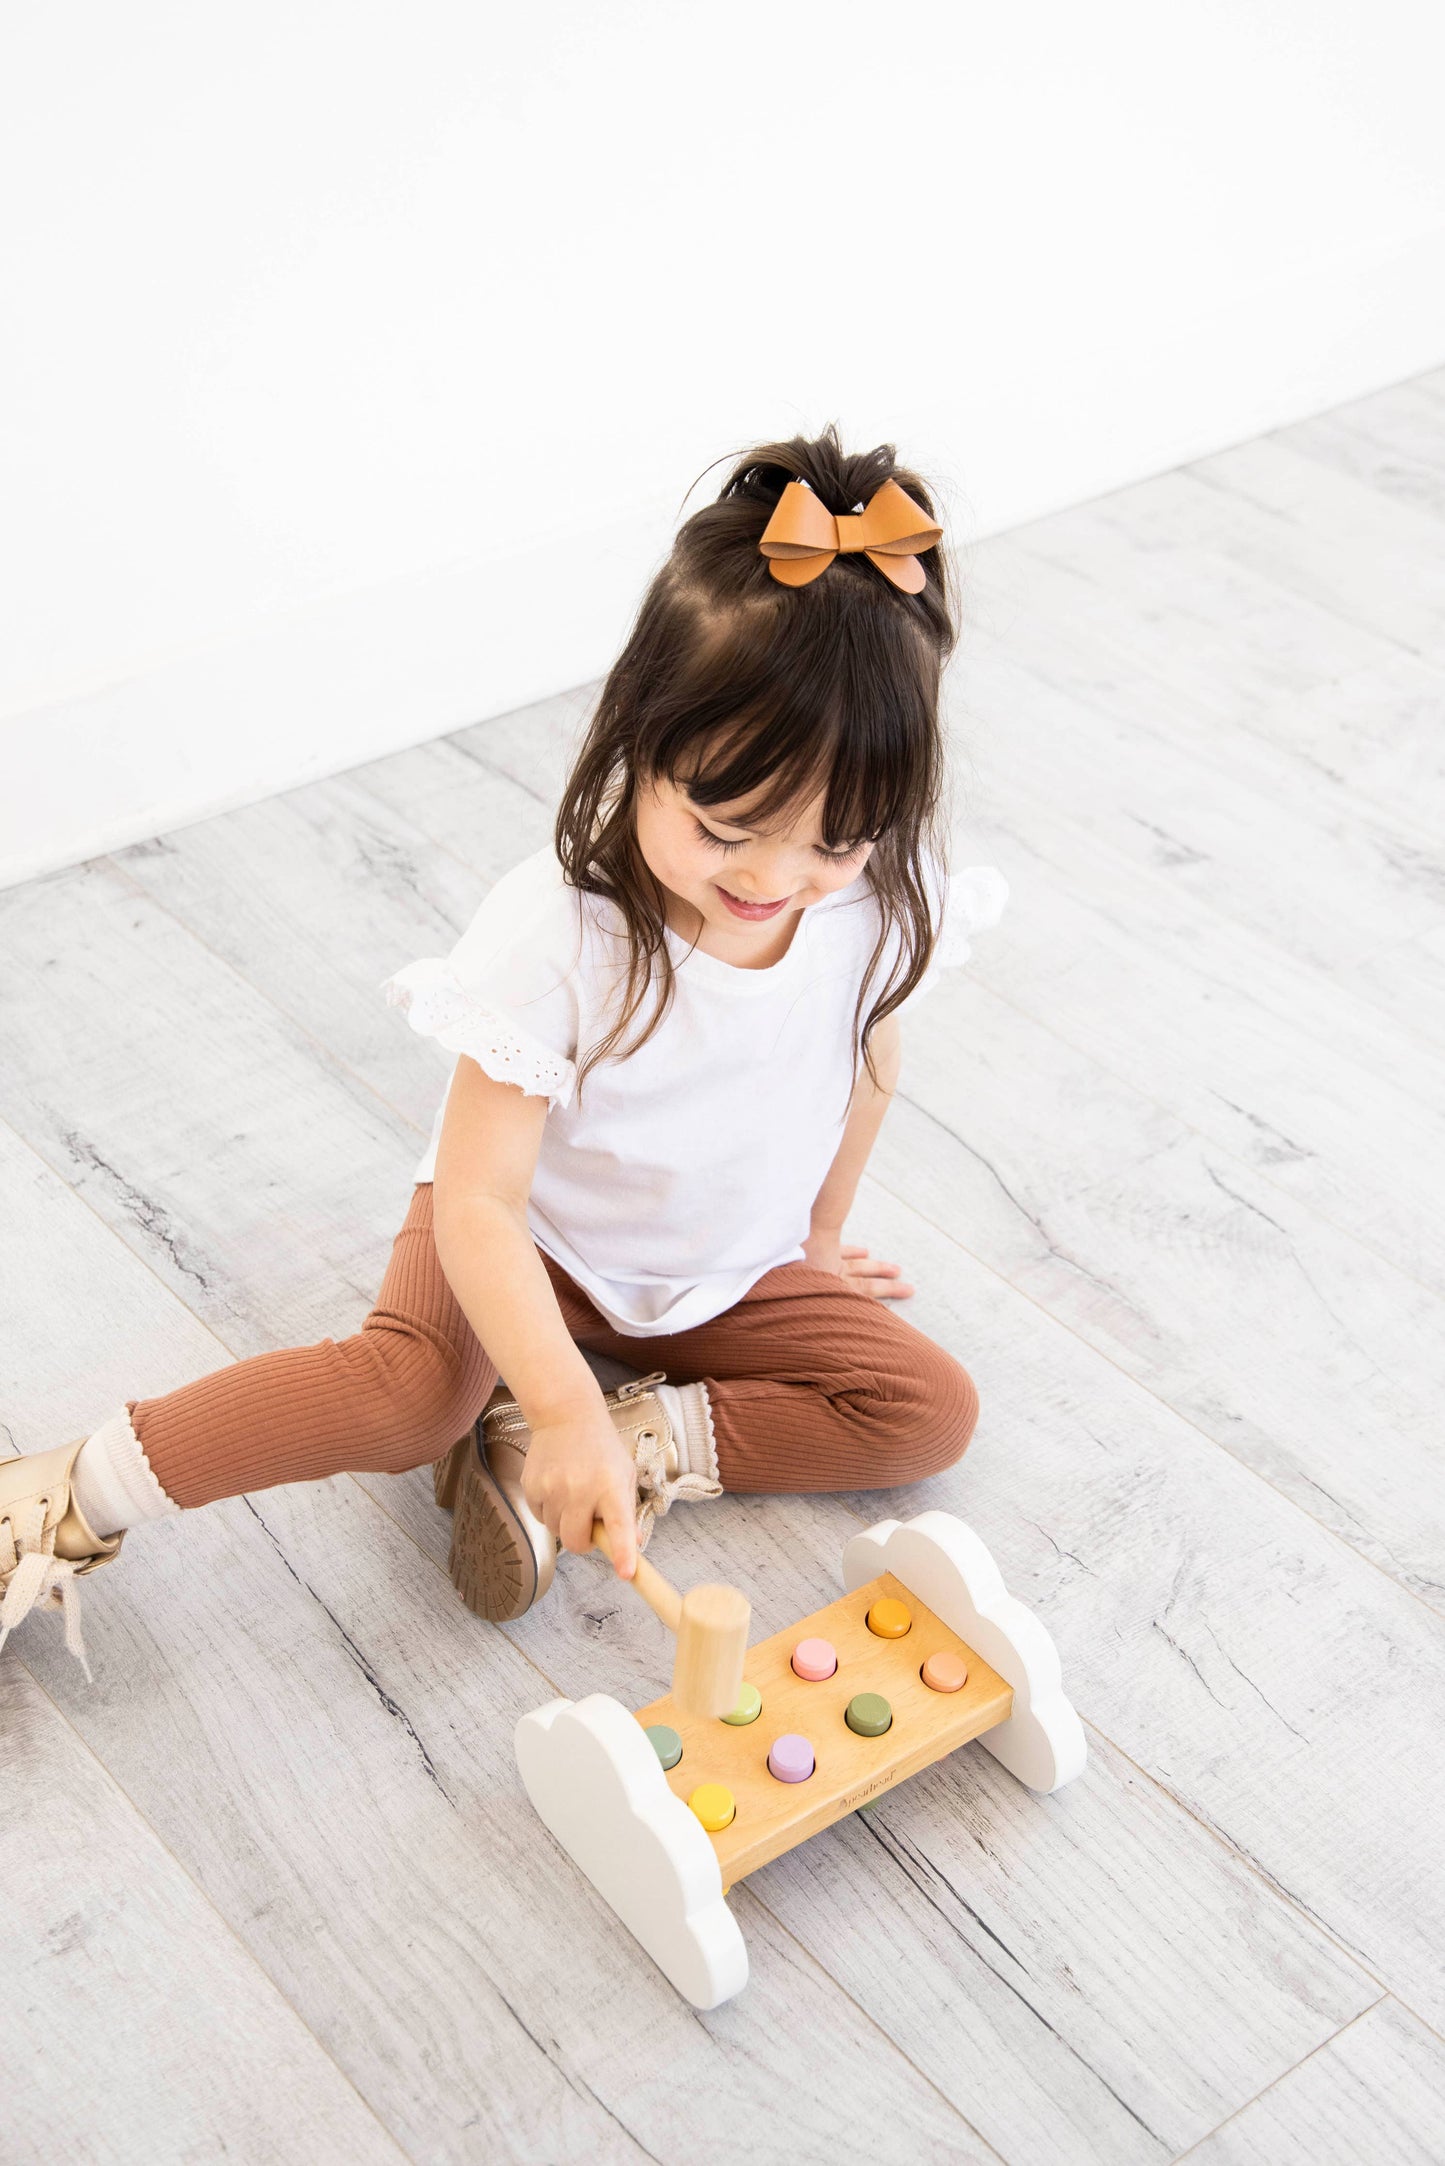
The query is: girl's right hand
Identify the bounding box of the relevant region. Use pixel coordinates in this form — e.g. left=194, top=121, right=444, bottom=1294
left=522, top=1403, right=640, bottom=1580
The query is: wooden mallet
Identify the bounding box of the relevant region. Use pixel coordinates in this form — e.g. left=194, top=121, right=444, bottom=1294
left=591, top=1522, right=750, bottom=1719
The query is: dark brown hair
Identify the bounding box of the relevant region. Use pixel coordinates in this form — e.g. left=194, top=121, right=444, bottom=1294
left=554, top=423, right=959, bottom=1105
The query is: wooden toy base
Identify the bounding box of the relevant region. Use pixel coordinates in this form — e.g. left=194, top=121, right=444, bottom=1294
left=515, top=1509, right=1086, bottom=2010
left=634, top=1569, right=1013, bottom=1882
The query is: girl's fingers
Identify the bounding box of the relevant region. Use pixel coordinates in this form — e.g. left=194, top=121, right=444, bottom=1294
left=850, top=1264, right=915, bottom=1301
left=558, top=1501, right=598, bottom=1555
left=599, top=1490, right=638, bottom=1580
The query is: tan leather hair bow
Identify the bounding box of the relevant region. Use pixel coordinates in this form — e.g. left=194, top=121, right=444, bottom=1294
left=758, top=476, right=942, bottom=593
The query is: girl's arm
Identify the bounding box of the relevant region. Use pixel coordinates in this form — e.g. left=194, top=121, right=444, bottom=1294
left=432, top=1054, right=642, bottom=1575
left=808, top=1012, right=901, bottom=1234
left=803, top=1013, right=914, bottom=1297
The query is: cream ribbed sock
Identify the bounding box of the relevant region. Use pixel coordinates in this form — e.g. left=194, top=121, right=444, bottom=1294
left=70, top=1409, right=182, bottom=1537
left=653, top=1381, right=720, bottom=1487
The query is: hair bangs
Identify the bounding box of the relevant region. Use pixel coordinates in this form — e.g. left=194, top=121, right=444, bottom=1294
left=650, top=596, right=927, bottom=848
left=673, top=701, right=915, bottom=851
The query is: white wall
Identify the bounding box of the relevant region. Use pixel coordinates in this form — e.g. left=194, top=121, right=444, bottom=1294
left=5, top=0, right=1444, bottom=887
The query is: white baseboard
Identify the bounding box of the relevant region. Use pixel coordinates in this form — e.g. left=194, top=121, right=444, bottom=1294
left=0, top=506, right=671, bottom=890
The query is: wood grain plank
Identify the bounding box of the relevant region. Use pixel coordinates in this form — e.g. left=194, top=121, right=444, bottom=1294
left=968, top=441, right=1445, bottom=854
left=957, top=567, right=1445, bottom=975
left=1186, top=439, right=1445, bottom=658
left=955, top=784, right=1445, bottom=1292
left=875, top=972, right=1445, bottom=1607
left=952, top=622, right=1445, bottom=1042
left=114, top=773, right=508, bottom=1132
left=1, top=1660, right=409, bottom=2166
left=0, top=1120, right=230, bottom=1453
left=0, top=858, right=423, bottom=1356
left=993, top=442, right=1443, bottom=699
left=1224, top=648, right=1445, bottom=838
left=1335, top=920, right=1445, bottom=1058
left=346, top=687, right=589, bottom=864
left=978, top=510, right=1402, bottom=744
left=1277, top=377, right=1445, bottom=525
left=1181, top=1999, right=1445, bottom=2166
left=840, top=1179, right=1445, bottom=2027
left=749, top=1734, right=1379, bottom=2166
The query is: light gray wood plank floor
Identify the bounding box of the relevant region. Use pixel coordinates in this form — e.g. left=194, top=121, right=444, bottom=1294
left=3, top=367, right=1442, bottom=2164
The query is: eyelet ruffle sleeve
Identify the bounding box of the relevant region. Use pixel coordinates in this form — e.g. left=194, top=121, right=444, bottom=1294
left=933, top=864, right=1010, bottom=968
left=901, top=857, right=1010, bottom=1011
left=381, top=958, right=577, bottom=1112
left=381, top=853, right=584, bottom=1117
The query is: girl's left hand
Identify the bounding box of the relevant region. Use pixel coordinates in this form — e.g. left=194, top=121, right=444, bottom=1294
left=803, top=1227, right=915, bottom=1301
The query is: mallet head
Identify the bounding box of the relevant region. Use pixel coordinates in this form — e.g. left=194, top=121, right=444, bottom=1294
left=673, top=1581, right=751, bottom=1719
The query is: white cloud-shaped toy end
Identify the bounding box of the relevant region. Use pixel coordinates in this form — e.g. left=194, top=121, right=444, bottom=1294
left=514, top=1693, right=748, bottom=2010
left=842, top=1511, right=1087, bottom=1793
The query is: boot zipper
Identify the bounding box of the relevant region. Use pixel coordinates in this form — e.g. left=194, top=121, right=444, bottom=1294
left=613, top=1370, right=667, bottom=1401
left=484, top=1369, right=667, bottom=1440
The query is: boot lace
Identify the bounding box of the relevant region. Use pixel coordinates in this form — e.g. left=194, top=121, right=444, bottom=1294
left=627, top=1376, right=723, bottom=1551
left=0, top=1496, right=94, bottom=1680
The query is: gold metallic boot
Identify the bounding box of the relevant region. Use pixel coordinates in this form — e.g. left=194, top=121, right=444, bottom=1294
left=0, top=1439, right=126, bottom=1679
left=433, top=1370, right=720, bottom=1623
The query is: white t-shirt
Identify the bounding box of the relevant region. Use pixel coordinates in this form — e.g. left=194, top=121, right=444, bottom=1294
left=381, top=846, right=1007, bottom=1337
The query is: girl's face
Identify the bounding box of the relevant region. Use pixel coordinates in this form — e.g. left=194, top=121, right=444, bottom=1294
left=634, top=765, right=875, bottom=963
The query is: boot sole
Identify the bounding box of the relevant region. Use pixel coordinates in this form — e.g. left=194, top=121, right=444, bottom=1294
left=433, top=1434, right=468, bottom=1510
left=447, top=1432, right=543, bottom=1623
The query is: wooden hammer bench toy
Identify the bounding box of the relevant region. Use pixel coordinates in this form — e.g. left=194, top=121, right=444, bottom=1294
left=515, top=1510, right=1087, bottom=2009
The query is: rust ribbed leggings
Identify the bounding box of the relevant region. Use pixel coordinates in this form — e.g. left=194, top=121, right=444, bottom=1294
left=131, top=1183, right=980, bottom=1510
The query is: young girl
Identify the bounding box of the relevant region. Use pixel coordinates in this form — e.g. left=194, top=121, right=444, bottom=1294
left=1, top=425, right=1007, bottom=1676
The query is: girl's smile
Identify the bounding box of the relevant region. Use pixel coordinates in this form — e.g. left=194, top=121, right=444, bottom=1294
left=634, top=769, right=873, bottom=966
left=716, top=885, right=791, bottom=921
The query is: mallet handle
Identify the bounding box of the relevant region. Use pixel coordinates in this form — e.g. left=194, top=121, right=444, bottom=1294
left=591, top=1522, right=682, bottom=1634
